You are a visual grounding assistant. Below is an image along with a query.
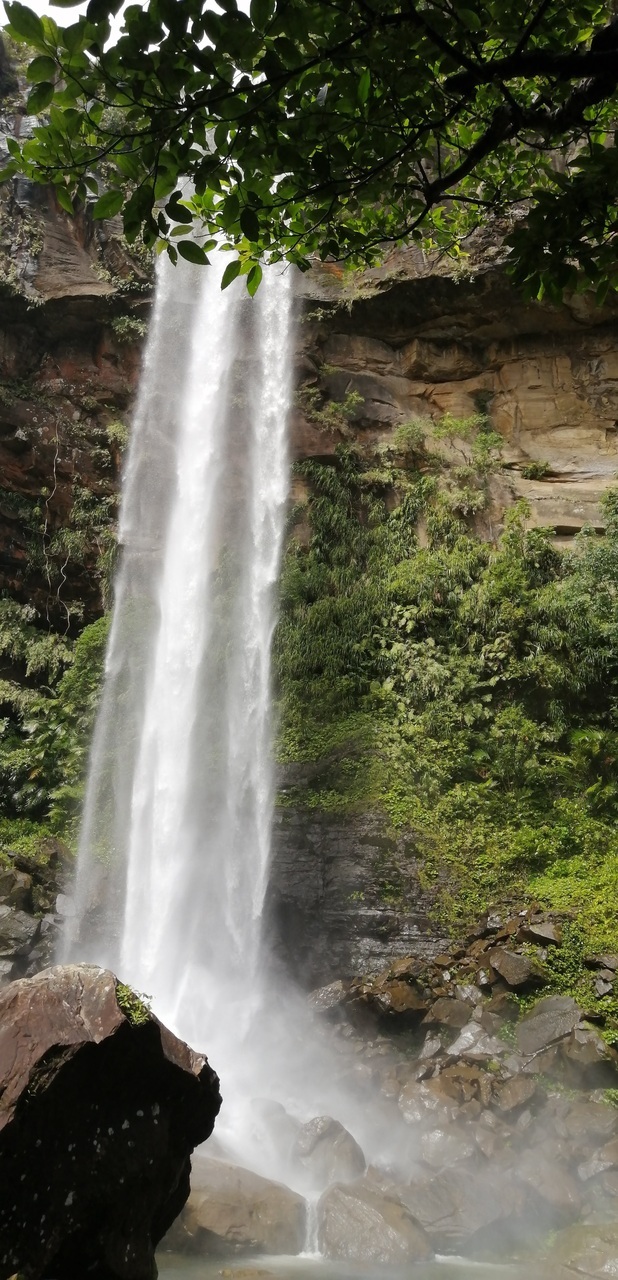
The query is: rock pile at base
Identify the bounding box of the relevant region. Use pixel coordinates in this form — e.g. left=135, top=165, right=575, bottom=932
left=0, top=964, right=221, bottom=1280
left=299, top=906, right=618, bottom=1260
left=164, top=901, right=618, bottom=1267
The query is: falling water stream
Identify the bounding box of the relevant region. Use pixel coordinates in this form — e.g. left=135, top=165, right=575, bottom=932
left=65, top=244, right=416, bottom=1185
left=66, top=247, right=292, bottom=1057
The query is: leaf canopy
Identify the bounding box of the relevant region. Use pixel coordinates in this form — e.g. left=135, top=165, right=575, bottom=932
left=3, top=0, right=618, bottom=296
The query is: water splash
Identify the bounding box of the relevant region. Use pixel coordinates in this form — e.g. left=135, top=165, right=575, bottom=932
left=65, top=250, right=293, bottom=1052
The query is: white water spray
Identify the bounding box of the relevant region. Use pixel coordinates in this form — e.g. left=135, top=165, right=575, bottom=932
left=65, top=250, right=292, bottom=1054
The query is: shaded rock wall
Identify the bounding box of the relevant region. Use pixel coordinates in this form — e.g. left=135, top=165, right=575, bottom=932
left=268, top=809, right=447, bottom=987
left=0, top=43, right=150, bottom=625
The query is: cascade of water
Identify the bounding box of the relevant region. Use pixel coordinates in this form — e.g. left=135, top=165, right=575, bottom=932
left=65, top=250, right=293, bottom=1051
left=65, top=246, right=420, bottom=1217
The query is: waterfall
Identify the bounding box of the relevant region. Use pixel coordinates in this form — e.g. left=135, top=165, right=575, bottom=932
left=65, top=250, right=293, bottom=1052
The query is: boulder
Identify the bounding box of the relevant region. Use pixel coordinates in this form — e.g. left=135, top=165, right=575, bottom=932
left=519, top=920, right=562, bottom=946
left=578, top=1136, right=618, bottom=1181
left=165, top=1156, right=306, bottom=1256
left=446, top=1021, right=505, bottom=1061
left=516, top=995, right=582, bottom=1056
left=492, top=1074, right=539, bottom=1113
left=585, top=955, right=618, bottom=972
left=561, top=1100, right=618, bottom=1147
left=317, top=1181, right=432, bottom=1263
left=488, top=948, right=545, bottom=989
left=548, top=1223, right=618, bottom=1277
left=292, top=1115, right=365, bottom=1187
left=398, top=1078, right=459, bottom=1126
left=420, top=1125, right=476, bottom=1170
left=308, top=981, right=347, bottom=1014
left=437, top=1062, right=493, bottom=1107
left=562, top=1026, right=618, bottom=1087
left=398, top=1164, right=529, bottom=1254
left=515, top=1151, right=581, bottom=1222
left=423, top=997, right=471, bottom=1029
left=0, top=903, right=39, bottom=958
left=0, top=964, right=221, bottom=1280
left=0, top=867, right=32, bottom=912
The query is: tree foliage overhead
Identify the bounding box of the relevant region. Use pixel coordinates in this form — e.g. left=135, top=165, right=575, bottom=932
left=3, top=0, right=618, bottom=296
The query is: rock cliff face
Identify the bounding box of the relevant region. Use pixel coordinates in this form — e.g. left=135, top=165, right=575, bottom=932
left=267, top=809, right=447, bottom=986
left=293, top=254, right=618, bottom=543
left=2, top=38, right=618, bottom=980
left=0, top=41, right=150, bottom=626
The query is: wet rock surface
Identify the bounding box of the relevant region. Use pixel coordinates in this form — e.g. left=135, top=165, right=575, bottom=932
left=296, top=906, right=618, bottom=1261
left=0, top=964, right=221, bottom=1280
left=268, top=809, right=447, bottom=985
left=0, top=843, right=70, bottom=984
left=163, top=1157, right=306, bottom=1258
left=292, top=1115, right=366, bottom=1186
left=317, top=1181, right=432, bottom=1263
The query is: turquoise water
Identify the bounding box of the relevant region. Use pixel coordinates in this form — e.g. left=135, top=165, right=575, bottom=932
left=157, top=1253, right=552, bottom=1280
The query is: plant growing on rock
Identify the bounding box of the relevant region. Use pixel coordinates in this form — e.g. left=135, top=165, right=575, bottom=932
left=297, top=384, right=364, bottom=437
left=275, top=445, right=618, bottom=953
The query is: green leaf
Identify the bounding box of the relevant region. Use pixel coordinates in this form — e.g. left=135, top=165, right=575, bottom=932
left=220, top=192, right=239, bottom=229
left=63, top=21, right=88, bottom=54
left=92, top=189, right=124, bottom=219
left=246, top=263, right=262, bottom=296
left=457, top=8, right=482, bottom=30
left=221, top=258, right=241, bottom=289
left=86, top=0, right=124, bottom=18
left=240, top=206, right=260, bottom=242
left=26, top=82, right=55, bottom=114
left=358, top=69, right=371, bottom=105
left=5, top=2, right=45, bottom=44
left=27, top=56, right=57, bottom=84
left=178, top=240, right=209, bottom=265
left=55, top=185, right=74, bottom=214
left=166, top=197, right=193, bottom=224
left=250, top=0, right=274, bottom=30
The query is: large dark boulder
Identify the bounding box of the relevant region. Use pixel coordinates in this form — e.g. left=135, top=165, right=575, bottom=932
left=0, top=964, right=221, bottom=1280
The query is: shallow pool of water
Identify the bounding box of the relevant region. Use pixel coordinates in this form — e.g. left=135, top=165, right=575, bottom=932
left=157, top=1252, right=554, bottom=1280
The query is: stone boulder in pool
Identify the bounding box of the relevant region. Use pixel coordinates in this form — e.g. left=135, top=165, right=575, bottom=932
left=162, top=1155, right=307, bottom=1256
left=0, top=963, right=221, bottom=1280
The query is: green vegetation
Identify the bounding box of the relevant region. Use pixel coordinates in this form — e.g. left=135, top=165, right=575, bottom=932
left=0, top=605, right=109, bottom=843
left=115, top=982, right=151, bottom=1026
left=110, top=315, right=148, bottom=344
left=274, top=420, right=618, bottom=952
left=521, top=460, right=552, bottom=480
left=3, top=2, right=618, bottom=300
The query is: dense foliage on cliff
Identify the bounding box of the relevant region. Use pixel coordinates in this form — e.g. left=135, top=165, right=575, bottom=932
left=3, top=0, right=618, bottom=298
left=274, top=433, right=618, bottom=949
left=0, top=610, right=108, bottom=847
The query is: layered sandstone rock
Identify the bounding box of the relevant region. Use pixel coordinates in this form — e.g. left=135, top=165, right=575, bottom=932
left=293, top=254, right=618, bottom=546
